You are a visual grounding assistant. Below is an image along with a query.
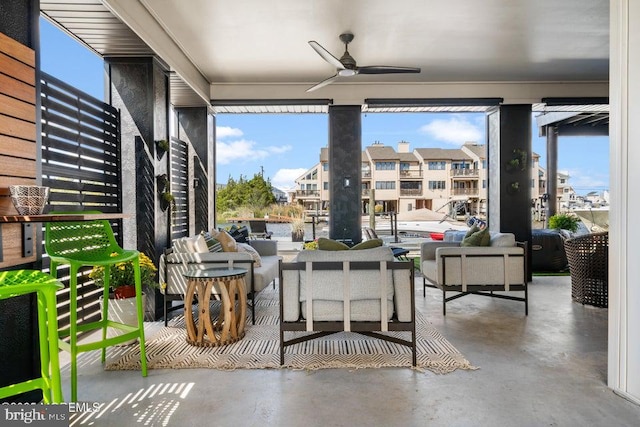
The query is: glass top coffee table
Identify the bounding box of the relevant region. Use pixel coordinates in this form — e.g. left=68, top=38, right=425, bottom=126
left=182, top=267, right=248, bottom=346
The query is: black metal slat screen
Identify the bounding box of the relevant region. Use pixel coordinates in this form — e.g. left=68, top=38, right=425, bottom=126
left=40, top=71, right=122, bottom=329
left=194, top=157, right=208, bottom=234
left=170, top=137, right=189, bottom=240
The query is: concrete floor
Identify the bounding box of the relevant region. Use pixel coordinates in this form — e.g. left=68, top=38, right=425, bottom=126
left=65, top=275, right=640, bottom=426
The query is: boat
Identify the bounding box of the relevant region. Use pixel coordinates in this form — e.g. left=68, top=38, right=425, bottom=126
left=374, top=220, right=467, bottom=238
left=370, top=208, right=468, bottom=238
left=572, top=206, right=609, bottom=232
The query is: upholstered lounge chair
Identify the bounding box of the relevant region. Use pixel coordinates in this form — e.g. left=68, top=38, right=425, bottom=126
left=421, top=231, right=528, bottom=315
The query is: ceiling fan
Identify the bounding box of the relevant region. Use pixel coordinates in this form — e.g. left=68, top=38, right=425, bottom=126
left=307, top=32, right=421, bottom=92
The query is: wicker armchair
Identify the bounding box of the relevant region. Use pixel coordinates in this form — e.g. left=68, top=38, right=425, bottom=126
left=564, top=232, right=608, bottom=307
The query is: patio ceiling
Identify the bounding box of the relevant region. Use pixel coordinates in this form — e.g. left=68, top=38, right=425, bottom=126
left=40, top=0, right=609, bottom=109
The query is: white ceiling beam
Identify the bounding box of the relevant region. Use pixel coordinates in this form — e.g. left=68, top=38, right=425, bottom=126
left=210, top=81, right=609, bottom=106
left=102, top=0, right=210, bottom=105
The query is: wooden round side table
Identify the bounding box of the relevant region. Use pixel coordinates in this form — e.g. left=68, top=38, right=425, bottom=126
left=182, top=267, right=248, bottom=346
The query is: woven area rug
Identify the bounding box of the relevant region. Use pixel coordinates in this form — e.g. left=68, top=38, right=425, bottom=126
left=105, top=287, right=476, bottom=374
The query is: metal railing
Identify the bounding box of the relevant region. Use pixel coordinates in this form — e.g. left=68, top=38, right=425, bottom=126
left=452, top=188, right=479, bottom=196
left=399, top=169, right=422, bottom=178
left=451, top=169, right=480, bottom=177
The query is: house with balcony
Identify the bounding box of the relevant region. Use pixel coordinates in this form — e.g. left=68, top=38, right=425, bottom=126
left=294, top=141, right=546, bottom=219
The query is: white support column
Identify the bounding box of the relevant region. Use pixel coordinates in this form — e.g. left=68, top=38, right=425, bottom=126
left=609, top=0, right=640, bottom=404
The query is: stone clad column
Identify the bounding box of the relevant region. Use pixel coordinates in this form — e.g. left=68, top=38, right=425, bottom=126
left=105, top=57, right=169, bottom=319
left=175, top=107, right=215, bottom=235
left=328, top=105, right=362, bottom=243
left=487, top=104, right=532, bottom=279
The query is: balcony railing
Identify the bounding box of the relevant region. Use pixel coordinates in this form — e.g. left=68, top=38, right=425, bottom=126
left=296, top=190, right=320, bottom=197
left=452, top=188, right=479, bottom=196
left=399, top=169, right=422, bottom=178
left=451, top=169, right=480, bottom=177
left=362, top=171, right=371, bottom=178
left=400, top=188, right=422, bottom=196
left=362, top=189, right=371, bottom=197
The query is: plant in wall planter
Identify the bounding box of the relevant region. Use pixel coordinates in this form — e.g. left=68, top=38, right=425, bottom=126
left=506, top=148, right=528, bottom=173
left=156, top=174, right=176, bottom=212
left=155, top=139, right=169, bottom=159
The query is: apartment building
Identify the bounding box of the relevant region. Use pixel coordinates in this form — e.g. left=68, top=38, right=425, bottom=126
left=293, top=141, right=548, bottom=218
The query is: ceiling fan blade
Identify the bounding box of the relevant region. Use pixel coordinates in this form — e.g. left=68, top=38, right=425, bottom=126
left=309, top=41, right=345, bottom=70
left=356, top=66, right=421, bottom=75
left=306, top=74, right=339, bottom=92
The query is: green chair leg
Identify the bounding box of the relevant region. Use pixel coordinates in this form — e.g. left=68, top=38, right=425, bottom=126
left=0, top=270, right=63, bottom=404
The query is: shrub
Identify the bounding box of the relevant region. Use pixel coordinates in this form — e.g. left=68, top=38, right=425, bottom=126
left=548, top=213, right=580, bottom=232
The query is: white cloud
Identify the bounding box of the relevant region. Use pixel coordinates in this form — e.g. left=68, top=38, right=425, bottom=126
left=564, top=168, right=609, bottom=195
left=267, top=145, right=293, bottom=154
left=217, top=139, right=269, bottom=164
left=216, top=140, right=293, bottom=165
left=216, top=126, right=243, bottom=139
left=272, top=168, right=307, bottom=190
left=418, top=116, right=483, bottom=145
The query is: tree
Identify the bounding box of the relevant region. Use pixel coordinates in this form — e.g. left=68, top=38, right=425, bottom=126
left=217, top=173, right=277, bottom=215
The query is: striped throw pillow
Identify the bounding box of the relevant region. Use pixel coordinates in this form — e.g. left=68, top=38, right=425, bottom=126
left=200, top=231, right=223, bottom=253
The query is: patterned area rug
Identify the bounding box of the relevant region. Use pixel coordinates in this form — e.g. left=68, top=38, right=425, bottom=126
left=106, top=287, right=476, bottom=374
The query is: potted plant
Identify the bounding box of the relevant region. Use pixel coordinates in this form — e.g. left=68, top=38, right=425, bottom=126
left=548, top=213, right=580, bottom=236
left=90, top=252, right=158, bottom=299
left=291, top=217, right=305, bottom=242
left=90, top=252, right=158, bottom=344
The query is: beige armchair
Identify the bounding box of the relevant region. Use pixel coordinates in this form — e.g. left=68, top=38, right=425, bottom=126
left=420, top=232, right=528, bottom=315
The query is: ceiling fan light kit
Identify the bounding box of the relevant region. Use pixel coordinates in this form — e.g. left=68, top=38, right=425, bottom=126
left=307, top=32, right=421, bottom=92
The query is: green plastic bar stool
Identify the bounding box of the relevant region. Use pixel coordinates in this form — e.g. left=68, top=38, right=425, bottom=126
left=45, top=211, right=147, bottom=401
left=0, top=270, right=64, bottom=403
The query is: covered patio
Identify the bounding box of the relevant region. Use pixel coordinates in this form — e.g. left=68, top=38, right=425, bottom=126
left=1, top=0, right=640, bottom=422
left=65, top=275, right=640, bottom=425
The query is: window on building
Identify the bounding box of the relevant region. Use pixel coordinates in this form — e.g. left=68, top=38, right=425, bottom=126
left=482, top=160, right=487, bottom=169
left=482, top=180, right=487, bottom=189
left=531, top=179, right=535, bottom=188
left=451, top=162, right=469, bottom=170
left=323, top=182, right=328, bottom=190
left=400, top=181, right=421, bottom=190
left=400, top=162, right=410, bottom=170
left=375, top=161, right=395, bottom=170
left=306, top=168, right=317, bottom=180
left=428, top=180, right=446, bottom=190
left=428, top=161, right=446, bottom=170
left=375, top=181, right=395, bottom=190
left=323, top=163, right=329, bottom=171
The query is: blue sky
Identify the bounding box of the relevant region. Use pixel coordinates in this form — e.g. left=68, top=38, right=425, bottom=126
left=40, top=18, right=609, bottom=195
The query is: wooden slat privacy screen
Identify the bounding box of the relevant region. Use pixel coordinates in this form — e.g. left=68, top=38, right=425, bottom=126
left=0, top=31, right=38, bottom=268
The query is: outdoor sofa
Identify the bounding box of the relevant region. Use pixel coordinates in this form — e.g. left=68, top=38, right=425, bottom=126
left=279, top=245, right=416, bottom=365
left=421, top=230, right=528, bottom=315
left=159, top=233, right=280, bottom=325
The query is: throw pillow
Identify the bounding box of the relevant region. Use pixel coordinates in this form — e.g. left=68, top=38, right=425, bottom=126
left=317, top=237, right=350, bottom=251
left=237, top=243, right=262, bottom=267
left=192, top=234, right=209, bottom=253
left=212, top=229, right=238, bottom=252
left=350, top=239, right=383, bottom=250
left=464, top=225, right=480, bottom=239
left=461, top=227, right=491, bottom=247
left=200, top=231, right=223, bottom=253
